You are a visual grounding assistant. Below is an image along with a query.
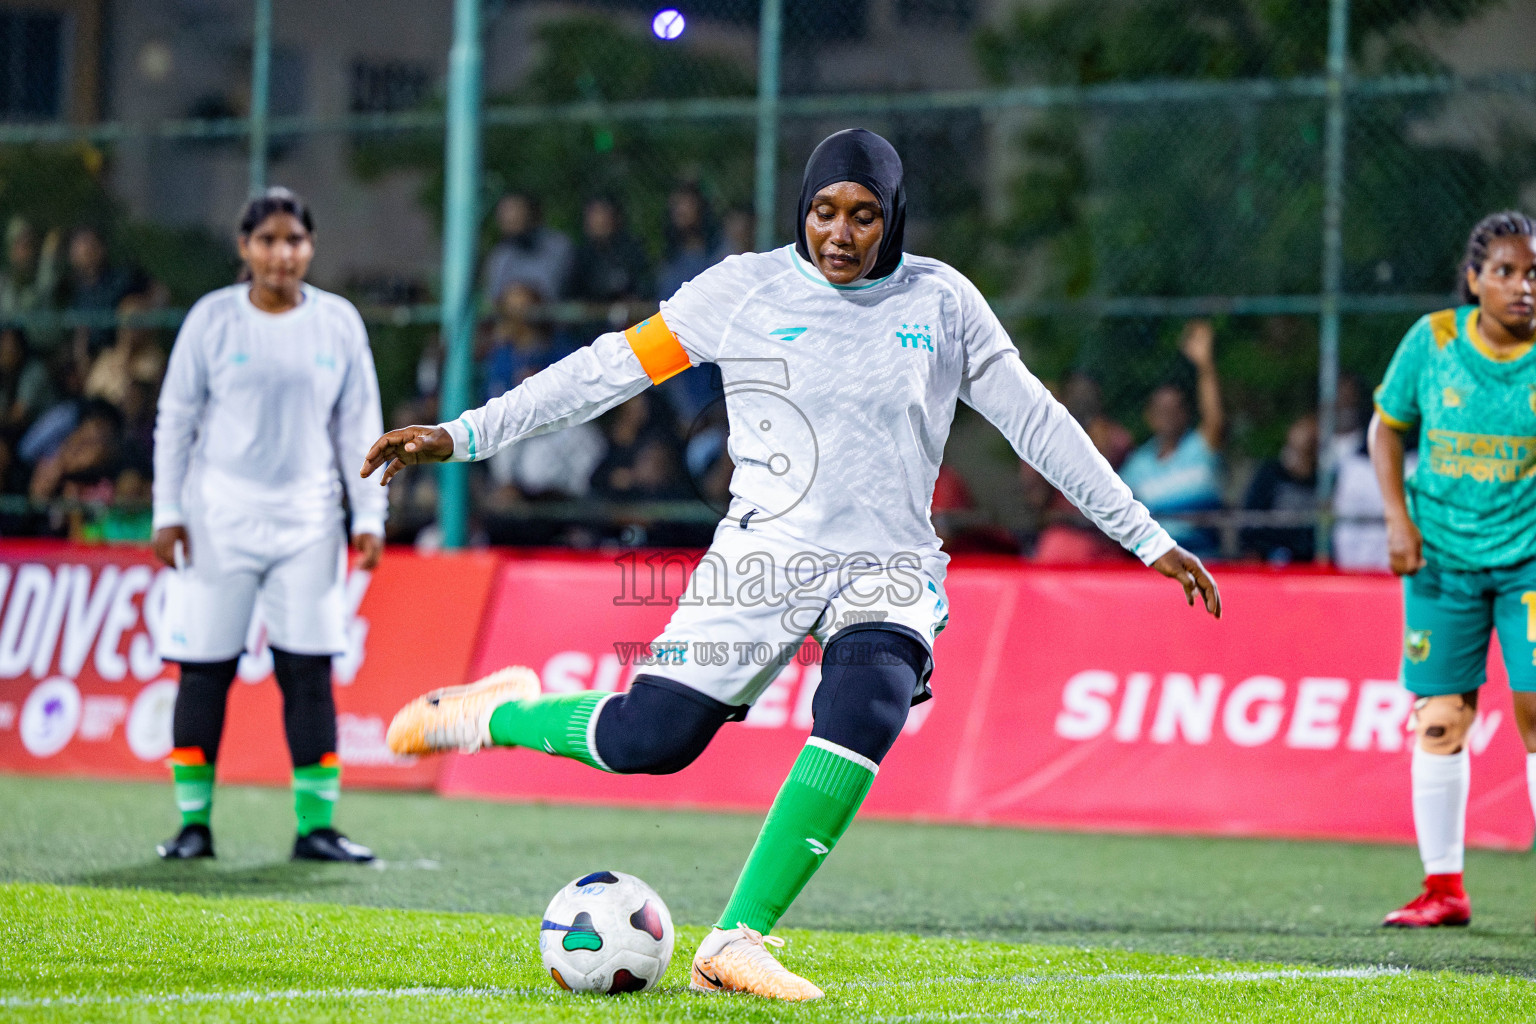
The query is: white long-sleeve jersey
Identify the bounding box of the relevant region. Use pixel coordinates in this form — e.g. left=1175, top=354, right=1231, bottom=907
left=441, top=246, right=1174, bottom=574
left=153, top=283, right=388, bottom=537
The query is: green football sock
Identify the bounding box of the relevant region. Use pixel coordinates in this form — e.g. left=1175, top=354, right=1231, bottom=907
left=487, top=692, right=614, bottom=771
left=172, top=761, right=215, bottom=828
left=292, top=761, right=341, bottom=836
left=716, top=738, right=876, bottom=934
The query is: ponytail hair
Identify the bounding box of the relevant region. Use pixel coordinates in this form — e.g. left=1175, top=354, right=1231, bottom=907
left=1459, top=210, right=1534, bottom=304
left=238, top=186, right=314, bottom=238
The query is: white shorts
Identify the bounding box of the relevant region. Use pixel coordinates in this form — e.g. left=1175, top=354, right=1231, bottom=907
left=645, top=524, right=950, bottom=708
left=159, top=503, right=348, bottom=662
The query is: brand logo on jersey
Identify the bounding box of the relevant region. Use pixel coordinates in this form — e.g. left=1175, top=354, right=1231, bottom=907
left=1442, top=386, right=1462, bottom=408
left=770, top=327, right=808, bottom=343
left=896, top=323, right=933, bottom=352
left=1404, top=629, right=1432, bottom=664
left=229, top=353, right=249, bottom=365
left=315, top=354, right=337, bottom=369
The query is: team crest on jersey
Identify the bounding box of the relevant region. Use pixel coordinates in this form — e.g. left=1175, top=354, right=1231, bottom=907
left=1404, top=629, right=1432, bottom=664
left=896, top=323, right=934, bottom=352
left=1441, top=386, right=1462, bottom=409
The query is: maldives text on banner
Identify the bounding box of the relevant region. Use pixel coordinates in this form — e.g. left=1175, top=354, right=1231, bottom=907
left=441, top=557, right=1533, bottom=850
left=0, top=541, right=499, bottom=789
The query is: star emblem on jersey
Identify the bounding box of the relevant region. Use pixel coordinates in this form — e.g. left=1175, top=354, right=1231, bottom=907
left=1404, top=629, right=1432, bottom=664
left=770, top=327, right=808, bottom=342
left=896, top=324, right=934, bottom=352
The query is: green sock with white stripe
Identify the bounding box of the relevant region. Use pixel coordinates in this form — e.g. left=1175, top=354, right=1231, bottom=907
left=172, top=763, right=215, bottom=828
left=486, top=692, right=612, bottom=771
left=292, top=762, right=341, bottom=836
left=716, top=738, right=876, bottom=934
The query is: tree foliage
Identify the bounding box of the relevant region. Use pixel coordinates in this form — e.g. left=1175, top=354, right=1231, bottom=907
left=353, top=16, right=756, bottom=260
left=974, top=0, right=1535, bottom=453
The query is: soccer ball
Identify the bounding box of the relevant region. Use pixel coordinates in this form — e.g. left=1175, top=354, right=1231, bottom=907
left=539, top=870, right=675, bottom=994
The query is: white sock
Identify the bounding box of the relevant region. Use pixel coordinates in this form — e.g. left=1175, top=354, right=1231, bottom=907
left=1527, top=753, right=1536, bottom=836
left=1412, top=746, right=1469, bottom=875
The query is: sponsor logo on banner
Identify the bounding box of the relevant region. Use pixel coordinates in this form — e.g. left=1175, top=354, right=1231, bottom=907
left=0, top=544, right=498, bottom=789
left=445, top=559, right=1533, bottom=850
left=337, top=713, right=415, bottom=767
left=126, top=680, right=178, bottom=762
left=1053, top=672, right=1442, bottom=752
left=19, top=677, right=81, bottom=757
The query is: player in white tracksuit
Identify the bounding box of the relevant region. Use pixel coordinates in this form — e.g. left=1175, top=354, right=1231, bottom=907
left=151, top=188, right=386, bottom=863
left=366, top=130, right=1222, bottom=999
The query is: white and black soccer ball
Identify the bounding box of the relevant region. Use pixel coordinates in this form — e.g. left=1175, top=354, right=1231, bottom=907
left=539, top=870, right=675, bottom=994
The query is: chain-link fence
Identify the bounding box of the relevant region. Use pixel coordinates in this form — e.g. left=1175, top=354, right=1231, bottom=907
left=1, top=0, right=1533, bottom=563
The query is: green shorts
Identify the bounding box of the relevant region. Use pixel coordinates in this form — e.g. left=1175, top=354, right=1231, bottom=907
left=1400, top=557, right=1536, bottom=696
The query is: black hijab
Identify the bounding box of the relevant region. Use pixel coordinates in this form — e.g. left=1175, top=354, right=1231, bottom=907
left=794, top=128, right=906, bottom=281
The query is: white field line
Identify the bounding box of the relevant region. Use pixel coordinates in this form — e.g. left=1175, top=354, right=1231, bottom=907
left=0, top=966, right=1421, bottom=1011
left=0, top=985, right=538, bottom=1010
left=842, top=965, right=1414, bottom=990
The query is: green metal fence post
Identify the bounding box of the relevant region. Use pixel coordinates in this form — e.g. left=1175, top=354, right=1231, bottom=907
left=754, top=0, right=783, bottom=252
left=248, top=0, right=272, bottom=194
left=437, top=0, right=484, bottom=550
left=1315, top=0, right=1350, bottom=560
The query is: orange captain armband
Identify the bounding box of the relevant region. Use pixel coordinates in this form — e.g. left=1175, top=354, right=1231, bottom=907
left=624, top=313, right=692, bottom=384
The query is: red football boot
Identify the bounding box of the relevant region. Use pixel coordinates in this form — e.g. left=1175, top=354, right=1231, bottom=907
left=1382, top=874, right=1471, bottom=928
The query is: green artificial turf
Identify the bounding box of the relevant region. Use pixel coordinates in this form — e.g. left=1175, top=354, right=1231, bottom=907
left=3, top=883, right=1533, bottom=1023
left=1, top=774, right=1533, bottom=1021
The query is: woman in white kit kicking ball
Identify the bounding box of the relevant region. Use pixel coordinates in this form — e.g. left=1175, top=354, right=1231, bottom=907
left=365, top=130, right=1222, bottom=999
left=153, top=188, right=386, bottom=863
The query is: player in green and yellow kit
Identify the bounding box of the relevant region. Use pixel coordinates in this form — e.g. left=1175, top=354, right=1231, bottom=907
left=1371, top=210, right=1536, bottom=928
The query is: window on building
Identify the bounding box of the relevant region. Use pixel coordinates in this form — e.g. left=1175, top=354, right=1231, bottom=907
left=895, top=0, right=976, bottom=29
left=350, top=59, right=433, bottom=114
left=0, top=8, right=65, bottom=119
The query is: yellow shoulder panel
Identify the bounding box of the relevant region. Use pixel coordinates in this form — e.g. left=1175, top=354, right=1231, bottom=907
left=1427, top=309, right=1458, bottom=350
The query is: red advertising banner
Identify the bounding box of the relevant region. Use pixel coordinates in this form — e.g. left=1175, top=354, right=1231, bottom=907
left=442, top=556, right=1535, bottom=850
left=0, top=541, right=499, bottom=791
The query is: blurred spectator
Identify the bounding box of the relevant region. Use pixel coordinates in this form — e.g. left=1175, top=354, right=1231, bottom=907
left=1333, top=414, right=1416, bottom=571
left=1029, top=370, right=1135, bottom=563
left=65, top=226, right=136, bottom=355
left=0, top=218, right=63, bottom=354
left=480, top=282, right=573, bottom=402
left=480, top=288, right=602, bottom=505
left=29, top=398, right=122, bottom=507
left=657, top=184, right=719, bottom=299
left=1241, top=412, right=1318, bottom=564
left=84, top=295, right=167, bottom=408
left=568, top=196, right=652, bottom=303
left=488, top=422, right=606, bottom=504
left=656, top=184, right=726, bottom=424
left=0, top=326, right=56, bottom=437
left=591, top=391, right=688, bottom=501
left=716, top=206, right=756, bottom=260
left=933, top=464, right=1019, bottom=554
left=17, top=355, right=87, bottom=468
left=1117, top=320, right=1225, bottom=557
left=1330, top=372, right=1368, bottom=463
left=482, top=193, right=574, bottom=306
left=684, top=400, right=732, bottom=509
